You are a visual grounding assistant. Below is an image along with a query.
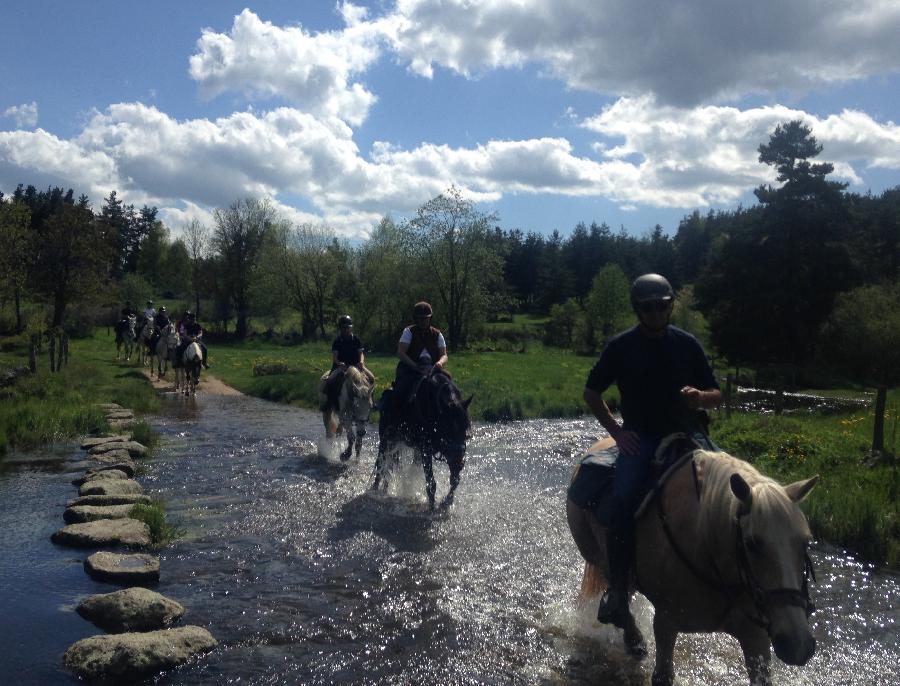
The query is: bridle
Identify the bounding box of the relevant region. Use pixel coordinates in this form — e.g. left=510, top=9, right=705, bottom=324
left=733, top=510, right=816, bottom=631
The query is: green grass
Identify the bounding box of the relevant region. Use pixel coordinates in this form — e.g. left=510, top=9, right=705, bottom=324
left=0, top=330, right=158, bottom=453
left=710, top=391, right=900, bottom=567
left=129, top=500, right=184, bottom=547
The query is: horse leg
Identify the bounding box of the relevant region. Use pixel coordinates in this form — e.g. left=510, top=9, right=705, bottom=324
left=623, top=609, right=647, bottom=660
left=354, top=424, right=364, bottom=458
left=439, top=455, right=464, bottom=510
left=340, top=420, right=353, bottom=461
left=651, top=613, right=678, bottom=686
left=422, top=451, right=437, bottom=510
left=738, top=630, right=773, bottom=686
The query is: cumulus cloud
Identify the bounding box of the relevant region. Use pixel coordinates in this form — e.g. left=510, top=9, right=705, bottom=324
left=3, top=102, right=38, bottom=128
left=377, top=0, right=900, bottom=105
left=189, top=8, right=381, bottom=126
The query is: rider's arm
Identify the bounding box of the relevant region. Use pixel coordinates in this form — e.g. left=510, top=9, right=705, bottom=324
left=433, top=346, right=448, bottom=370
left=357, top=350, right=366, bottom=368
left=397, top=341, right=420, bottom=370
left=332, top=350, right=343, bottom=367
left=681, top=386, right=722, bottom=410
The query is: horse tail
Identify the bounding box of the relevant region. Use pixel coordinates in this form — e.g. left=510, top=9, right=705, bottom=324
left=579, top=561, right=607, bottom=603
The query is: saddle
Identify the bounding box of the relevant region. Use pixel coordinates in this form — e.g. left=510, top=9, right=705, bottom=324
left=567, top=433, right=710, bottom=526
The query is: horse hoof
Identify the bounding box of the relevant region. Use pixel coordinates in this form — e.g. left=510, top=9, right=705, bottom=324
left=624, top=632, right=648, bottom=660
left=340, top=451, right=351, bottom=462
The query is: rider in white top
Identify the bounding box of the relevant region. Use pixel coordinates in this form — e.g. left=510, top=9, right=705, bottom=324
left=143, top=300, right=156, bottom=322
left=398, top=326, right=447, bottom=364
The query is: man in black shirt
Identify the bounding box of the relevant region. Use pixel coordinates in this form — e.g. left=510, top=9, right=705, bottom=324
left=583, top=273, right=721, bottom=627
left=319, top=315, right=373, bottom=411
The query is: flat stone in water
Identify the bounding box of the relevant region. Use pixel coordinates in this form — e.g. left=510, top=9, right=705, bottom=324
left=92, top=449, right=133, bottom=464
left=79, top=478, right=144, bottom=497
left=80, top=435, right=131, bottom=450
left=106, top=410, right=135, bottom=420
left=89, top=441, right=147, bottom=457
left=84, top=551, right=160, bottom=584
left=71, top=469, right=129, bottom=486
left=67, top=493, right=151, bottom=507
left=63, top=626, right=216, bottom=681
left=76, top=587, right=185, bottom=633
left=86, top=461, right=137, bottom=478
left=95, top=403, right=123, bottom=411
left=51, top=518, right=151, bottom=548
left=63, top=503, right=134, bottom=524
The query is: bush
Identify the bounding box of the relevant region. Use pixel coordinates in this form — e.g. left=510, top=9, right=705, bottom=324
left=129, top=421, right=158, bottom=452
left=129, top=500, right=183, bottom=546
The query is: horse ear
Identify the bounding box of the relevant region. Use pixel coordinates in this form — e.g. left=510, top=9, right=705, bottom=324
left=462, top=395, right=473, bottom=410
left=730, top=473, right=752, bottom=509
left=784, top=475, right=819, bottom=503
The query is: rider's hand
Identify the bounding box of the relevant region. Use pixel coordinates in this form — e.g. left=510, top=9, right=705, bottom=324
left=681, top=386, right=703, bottom=409
left=611, top=426, right=641, bottom=455
left=434, top=360, right=444, bottom=371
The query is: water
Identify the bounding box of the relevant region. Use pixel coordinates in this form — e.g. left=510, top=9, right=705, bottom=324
left=0, top=393, right=897, bottom=685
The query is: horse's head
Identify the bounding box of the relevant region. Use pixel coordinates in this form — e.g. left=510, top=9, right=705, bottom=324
left=730, top=471, right=819, bottom=666
left=428, top=372, right=472, bottom=462
left=341, top=367, right=374, bottom=425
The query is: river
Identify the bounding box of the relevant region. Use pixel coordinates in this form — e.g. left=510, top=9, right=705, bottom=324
left=0, top=390, right=897, bottom=684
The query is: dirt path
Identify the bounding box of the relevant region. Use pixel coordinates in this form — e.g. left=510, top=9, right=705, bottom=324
left=141, top=368, right=242, bottom=396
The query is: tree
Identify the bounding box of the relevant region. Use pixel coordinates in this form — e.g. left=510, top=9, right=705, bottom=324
left=401, top=187, right=502, bottom=350
left=183, top=219, right=210, bottom=318
left=585, top=263, right=632, bottom=347
left=212, top=198, right=276, bottom=339
left=0, top=197, right=32, bottom=332
left=696, top=121, right=853, bottom=380
left=820, top=283, right=900, bottom=456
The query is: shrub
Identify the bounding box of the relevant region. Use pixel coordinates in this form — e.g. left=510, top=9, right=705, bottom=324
left=129, top=500, right=183, bottom=546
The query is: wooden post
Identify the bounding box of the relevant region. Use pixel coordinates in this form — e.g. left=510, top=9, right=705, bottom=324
left=49, top=333, right=57, bottom=373
left=28, top=335, right=37, bottom=372
left=62, top=333, right=69, bottom=366
left=725, top=374, right=734, bottom=418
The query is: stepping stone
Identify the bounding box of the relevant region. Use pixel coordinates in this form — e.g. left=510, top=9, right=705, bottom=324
left=106, top=410, right=135, bottom=420
left=109, top=419, right=136, bottom=430
left=77, top=588, right=185, bottom=633
left=96, top=403, right=124, bottom=411
left=85, top=461, right=137, bottom=478
left=64, top=504, right=135, bottom=524
left=67, top=494, right=151, bottom=508
left=84, top=551, right=160, bottom=584
left=72, top=469, right=129, bottom=487
left=89, top=441, right=147, bottom=457
left=92, top=449, right=133, bottom=464
left=51, top=518, right=150, bottom=548
left=81, top=435, right=131, bottom=450
left=64, top=626, right=217, bottom=681
left=79, top=479, right=144, bottom=497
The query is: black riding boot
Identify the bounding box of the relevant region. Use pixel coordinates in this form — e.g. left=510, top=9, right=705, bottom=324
left=598, top=527, right=631, bottom=627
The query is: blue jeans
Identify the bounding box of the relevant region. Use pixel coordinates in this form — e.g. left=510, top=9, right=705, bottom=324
left=606, top=432, right=661, bottom=591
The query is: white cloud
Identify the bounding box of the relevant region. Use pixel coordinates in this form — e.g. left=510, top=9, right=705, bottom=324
left=377, top=0, right=900, bottom=105
left=189, top=8, right=381, bottom=126
left=3, top=102, right=38, bottom=128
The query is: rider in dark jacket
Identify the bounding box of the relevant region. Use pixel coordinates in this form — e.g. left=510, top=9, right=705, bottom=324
left=176, top=312, right=210, bottom=369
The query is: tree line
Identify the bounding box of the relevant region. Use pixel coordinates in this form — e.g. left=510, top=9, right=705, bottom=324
left=1, top=121, right=898, bottom=448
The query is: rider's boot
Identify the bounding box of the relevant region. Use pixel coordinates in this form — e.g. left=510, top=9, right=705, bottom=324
left=598, top=528, right=631, bottom=628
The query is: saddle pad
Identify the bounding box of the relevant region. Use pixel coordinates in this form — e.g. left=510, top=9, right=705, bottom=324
left=567, top=444, right=619, bottom=526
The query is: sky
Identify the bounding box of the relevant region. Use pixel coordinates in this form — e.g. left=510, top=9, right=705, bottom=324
left=1, top=0, right=899, bottom=240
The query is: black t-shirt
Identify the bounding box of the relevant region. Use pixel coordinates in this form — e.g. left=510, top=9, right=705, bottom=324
left=332, top=334, right=364, bottom=366
left=585, top=325, right=718, bottom=435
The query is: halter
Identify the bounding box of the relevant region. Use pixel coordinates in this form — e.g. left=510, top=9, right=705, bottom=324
left=733, top=510, right=817, bottom=631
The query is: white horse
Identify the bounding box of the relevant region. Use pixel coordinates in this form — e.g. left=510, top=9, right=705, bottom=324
left=115, top=315, right=136, bottom=360
left=176, top=340, right=202, bottom=395
left=322, top=366, right=375, bottom=461
left=136, top=320, right=154, bottom=366
left=151, top=322, right=179, bottom=378
left=567, top=437, right=819, bottom=686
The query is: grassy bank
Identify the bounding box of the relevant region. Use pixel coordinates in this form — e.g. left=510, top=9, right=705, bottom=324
left=210, top=338, right=606, bottom=421
left=0, top=330, right=158, bottom=453
left=710, top=393, right=900, bottom=567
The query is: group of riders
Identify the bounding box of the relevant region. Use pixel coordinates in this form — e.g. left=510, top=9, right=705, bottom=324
left=324, top=274, right=722, bottom=632
left=117, top=299, right=210, bottom=371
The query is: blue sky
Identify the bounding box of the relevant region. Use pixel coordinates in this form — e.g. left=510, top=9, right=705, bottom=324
left=1, top=1, right=899, bottom=239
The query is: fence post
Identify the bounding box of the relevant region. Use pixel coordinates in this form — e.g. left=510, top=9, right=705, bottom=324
left=49, top=333, right=57, bottom=373
left=725, top=374, right=734, bottom=418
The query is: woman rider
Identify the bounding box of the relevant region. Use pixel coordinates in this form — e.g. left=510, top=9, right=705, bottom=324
left=387, top=301, right=448, bottom=414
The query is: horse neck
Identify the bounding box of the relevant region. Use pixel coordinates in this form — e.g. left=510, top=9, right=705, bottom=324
left=696, top=452, right=749, bottom=555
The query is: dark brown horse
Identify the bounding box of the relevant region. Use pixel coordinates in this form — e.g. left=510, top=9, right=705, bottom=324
left=373, top=369, right=471, bottom=510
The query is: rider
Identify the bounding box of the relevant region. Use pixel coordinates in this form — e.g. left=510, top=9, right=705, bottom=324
left=319, top=315, right=374, bottom=411
left=387, top=301, right=448, bottom=413
left=582, top=273, right=721, bottom=627
left=120, top=300, right=137, bottom=319
left=177, top=311, right=210, bottom=369
left=149, top=306, right=170, bottom=351
left=142, top=299, right=156, bottom=322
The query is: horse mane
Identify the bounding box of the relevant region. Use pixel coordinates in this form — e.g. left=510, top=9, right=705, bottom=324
left=694, top=450, right=810, bottom=536
left=343, top=366, right=370, bottom=395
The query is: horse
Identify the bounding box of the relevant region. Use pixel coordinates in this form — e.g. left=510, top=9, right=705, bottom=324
left=114, top=315, right=136, bottom=360
left=151, top=322, right=179, bottom=378
left=136, top=319, right=154, bottom=366
left=373, top=369, right=472, bottom=510
left=176, top=340, right=202, bottom=395
left=566, top=436, right=819, bottom=686
left=322, top=366, right=376, bottom=461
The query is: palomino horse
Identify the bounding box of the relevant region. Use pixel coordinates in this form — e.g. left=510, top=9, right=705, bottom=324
left=136, top=320, right=154, bottom=366
left=567, top=436, right=818, bottom=686
left=176, top=341, right=202, bottom=395
left=151, top=322, right=179, bottom=378
left=322, top=366, right=375, bottom=461
left=115, top=315, right=136, bottom=360
left=374, top=369, right=472, bottom=510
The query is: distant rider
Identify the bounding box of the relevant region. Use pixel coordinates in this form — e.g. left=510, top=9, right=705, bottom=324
left=149, top=306, right=170, bottom=351
left=319, top=315, right=374, bottom=411
left=386, top=301, right=448, bottom=413
left=583, top=273, right=721, bottom=627
left=177, top=311, right=210, bottom=369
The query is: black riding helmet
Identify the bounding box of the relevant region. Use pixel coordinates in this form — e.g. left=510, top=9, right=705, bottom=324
left=185, top=310, right=195, bottom=320
left=413, top=301, right=433, bottom=318
left=338, top=314, right=353, bottom=328
left=630, top=274, right=674, bottom=310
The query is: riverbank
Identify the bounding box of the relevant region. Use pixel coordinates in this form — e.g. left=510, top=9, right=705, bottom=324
left=0, top=331, right=159, bottom=454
